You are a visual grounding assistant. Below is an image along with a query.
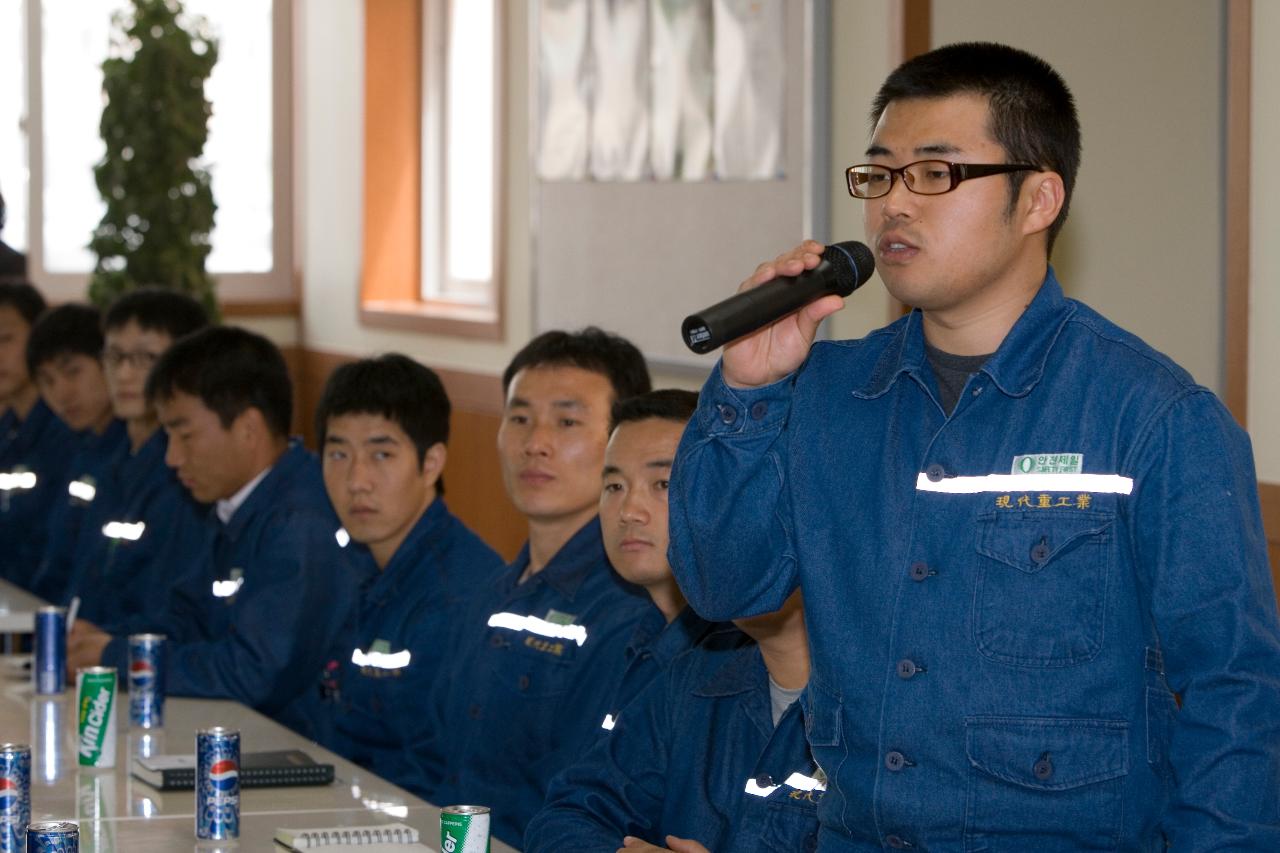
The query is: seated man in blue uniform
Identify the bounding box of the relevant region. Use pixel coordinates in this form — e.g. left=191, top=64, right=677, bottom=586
left=593, top=389, right=719, bottom=736
left=423, top=327, right=655, bottom=847
left=50, top=289, right=209, bottom=621
left=669, top=43, right=1280, bottom=849
left=0, top=281, right=73, bottom=587
left=312, top=354, right=504, bottom=788
left=526, top=590, right=819, bottom=853
left=69, top=326, right=361, bottom=736
left=25, top=303, right=127, bottom=601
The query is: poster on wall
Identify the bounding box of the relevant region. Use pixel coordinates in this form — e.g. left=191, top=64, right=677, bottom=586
left=536, top=0, right=785, bottom=182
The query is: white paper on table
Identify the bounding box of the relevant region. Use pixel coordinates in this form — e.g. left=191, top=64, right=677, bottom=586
left=649, top=0, right=713, bottom=180
left=712, top=0, right=786, bottom=179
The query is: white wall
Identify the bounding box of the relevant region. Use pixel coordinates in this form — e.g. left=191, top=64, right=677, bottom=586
left=1250, top=0, right=1280, bottom=481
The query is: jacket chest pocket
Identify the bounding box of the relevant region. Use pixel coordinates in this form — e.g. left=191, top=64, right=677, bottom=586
left=964, top=716, right=1128, bottom=852
left=974, top=510, right=1114, bottom=667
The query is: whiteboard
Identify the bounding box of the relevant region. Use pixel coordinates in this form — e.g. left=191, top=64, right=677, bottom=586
left=532, top=0, right=830, bottom=372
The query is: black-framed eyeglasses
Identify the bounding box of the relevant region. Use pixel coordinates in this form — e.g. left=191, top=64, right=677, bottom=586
left=101, top=348, right=161, bottom=370
left=846, top=159, right=1042, bottom=199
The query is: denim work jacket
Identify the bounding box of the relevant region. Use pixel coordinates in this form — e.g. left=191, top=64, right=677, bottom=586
left=669, top=271, right=1280, bottom=851
left=525, top=637, right=821, bottom=853
left=0, top=399, right=73, bottom=586
left=322, top=497, right=504, bottom=792
left=424, top=517, right=654, bottom=848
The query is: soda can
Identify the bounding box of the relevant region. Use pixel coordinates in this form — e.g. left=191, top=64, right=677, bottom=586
left=125, top=635, right=165, bottom=729
left=0, top=743, right=31, bottom=853
left=75, top=669, right=117, bottom=769
left=33, top=608, right=66, bottom=695
left=195, top=728, right=239, bottom=840
left=440, top=805, right=490, bottom=853
left=24, top=821, right=78, bottom=852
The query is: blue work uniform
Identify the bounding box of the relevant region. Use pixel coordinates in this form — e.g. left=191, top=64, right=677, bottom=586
left=28, top=419, right=127, bottom=603
left=597, top=604, right=720, bottom=734
left=0, top=400, right=75, bottom=587
left=320, top=497, right=504, bottom=789
left=102, top=442, right=363, bottom=737
left=669, top=270, right=1280, bottom=850
left=525, top=637, right=821, bottom=853
left=64, top=429, right=209, bottom=631
left=424, top=517, right=653, bottom=847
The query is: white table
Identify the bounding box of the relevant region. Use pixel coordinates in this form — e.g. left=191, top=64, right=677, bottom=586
left=0, top=578, right=49, bottom=633
left=0, top=681, right=519, bottom=851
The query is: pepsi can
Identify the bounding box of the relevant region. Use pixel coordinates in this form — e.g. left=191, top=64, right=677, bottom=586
left=33, top=608, right=65, bottom=695
left=195, top=728, right=239, bottom=840
left=126, top=635, right=164, bottom=729
left=24, top=821, right=77, bottom=852
left=0, top=744, right=31, bottom=853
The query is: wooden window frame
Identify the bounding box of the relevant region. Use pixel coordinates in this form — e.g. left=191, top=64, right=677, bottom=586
left=360, top=0, right=504, bottom=340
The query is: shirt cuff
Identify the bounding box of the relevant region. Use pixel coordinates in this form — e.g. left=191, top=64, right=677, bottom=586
left=697, top=361, right=793, bottom=436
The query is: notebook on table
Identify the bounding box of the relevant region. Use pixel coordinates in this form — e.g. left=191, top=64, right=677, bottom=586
left=131, top=749, right=334, bottom=790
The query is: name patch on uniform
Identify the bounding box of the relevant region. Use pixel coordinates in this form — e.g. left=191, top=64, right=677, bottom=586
left=1012, top=453, right=1083, bottom=475
left=212, top=567, right=245, bottom=599
left=352, top=638, right=410, bottom=673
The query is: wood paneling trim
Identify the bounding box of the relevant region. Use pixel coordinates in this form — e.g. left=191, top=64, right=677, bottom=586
left=221, top=300, right=300, bottom=318
left=1260, top=481, right=1280, bottom=593
left=1225, top=0, right=1251, bottom=427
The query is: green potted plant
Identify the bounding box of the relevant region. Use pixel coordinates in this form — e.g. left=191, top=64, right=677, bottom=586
left=88, top=0, right=219, bottom=318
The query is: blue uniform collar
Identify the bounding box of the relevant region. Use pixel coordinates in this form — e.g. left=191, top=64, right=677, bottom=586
left=0, top=398, right=56, bottom=461
left=854, top=267, right=1076, bottom=401
left=625, top=604, right=716, bottom=666
left=219, top=441, right=309, bottom=541
left=507, top=516, right=606, bottom=601
left=361, top=496, right=452, bottom=601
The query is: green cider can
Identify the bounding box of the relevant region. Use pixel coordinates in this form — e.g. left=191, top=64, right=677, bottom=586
left=440, top=805, right=490, bottom=853
left=76, top=666, right=118, bottom=768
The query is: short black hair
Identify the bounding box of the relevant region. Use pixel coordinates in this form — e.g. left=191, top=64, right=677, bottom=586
left=316, top=354, right=451, bottom=465
left=27, top=303, right=104, bottom=376
left=0, top=281, right=46, bottom=327
left=502, top=327, right=651, bottom=402
left=146, top=326, right=292, bottom=438
left=871, top=42, right=1081, bottom=252
left=610, top=389, right=699, bottom=433
left=103, top=287, right=209, bottom=340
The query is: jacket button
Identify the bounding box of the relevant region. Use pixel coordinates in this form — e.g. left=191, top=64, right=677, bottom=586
left=1033, top=754, right=1054, bottom=780
left=489, top=633, right=504, bottom=648
left=909, top=562, right=930, bottom=582
left=896, top=659, right=919, bottom=679
left=468, top=704, right=482, bottom=720
left=518, top=675, right=531, bottom=691
left=750, top=401, right=768, bottom=420
left=754, top=773, right=773, bottom=788
left=1030, top=539, right=1051, bottom=564
left=718, top=404, right=738, bottom=425
left=885, top=751, right=907, bottom=772
left=925, top=463, right=946, bottom=482
left=885, top=835, right=910, bottom=849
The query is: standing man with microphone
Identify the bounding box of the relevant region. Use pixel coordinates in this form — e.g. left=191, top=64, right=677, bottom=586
left=668, top=42, right=1280, bottom=850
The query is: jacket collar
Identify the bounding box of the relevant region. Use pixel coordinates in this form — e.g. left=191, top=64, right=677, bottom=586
left=219, top=441, right=310, bottom=542
left=507, top=516, right=607, bottom=601
left=626, top=605, right=717, bottom=667
left=363, top=496, right=452, bottom=600
left=854, top=267, right=1076, bottom=401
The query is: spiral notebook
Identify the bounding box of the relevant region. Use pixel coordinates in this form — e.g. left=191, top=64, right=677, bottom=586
left=273, top=821, right=433, bottom=851
left=132, top=749, right=334, bottom=790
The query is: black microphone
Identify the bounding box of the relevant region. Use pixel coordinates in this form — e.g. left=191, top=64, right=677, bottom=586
left=681, top=241, right=876, bottom=354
